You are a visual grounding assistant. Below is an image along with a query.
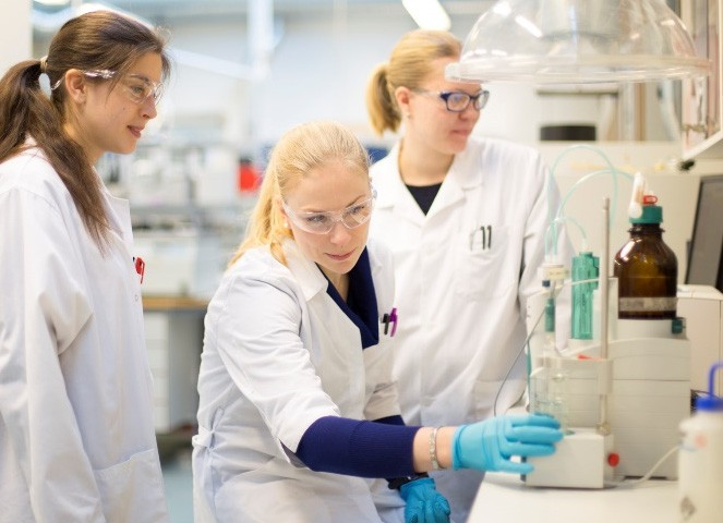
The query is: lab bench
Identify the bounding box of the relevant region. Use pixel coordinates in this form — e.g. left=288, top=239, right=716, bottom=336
left=468, top=472, right=678, bottom=522
left=143, top=296, right=207, bottom=435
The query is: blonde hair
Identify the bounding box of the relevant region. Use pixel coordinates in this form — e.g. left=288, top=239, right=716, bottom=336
left=365, top=30, right=461, bottom=136
left=229, top=121, right=370, bottom=266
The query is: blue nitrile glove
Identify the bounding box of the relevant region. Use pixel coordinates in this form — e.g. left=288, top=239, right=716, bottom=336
left=399, top=477, right=451, bottom=523
left=451, top=414, right=563, bottom=474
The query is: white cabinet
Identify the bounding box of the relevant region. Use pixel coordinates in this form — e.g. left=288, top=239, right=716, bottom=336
left=144, top=308, right=204, bottom=433
left=677, top=285, right=723, bottom=394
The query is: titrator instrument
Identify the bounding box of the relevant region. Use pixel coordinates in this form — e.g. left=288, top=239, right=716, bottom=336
left=523, top=153, right=690, bottom=489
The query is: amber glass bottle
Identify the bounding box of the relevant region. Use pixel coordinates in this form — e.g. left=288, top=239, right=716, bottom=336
left=613, top=202, right=678, bottom=319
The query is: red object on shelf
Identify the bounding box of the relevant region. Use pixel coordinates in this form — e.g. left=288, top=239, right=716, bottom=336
left=237, top=160, right=260, bottom=193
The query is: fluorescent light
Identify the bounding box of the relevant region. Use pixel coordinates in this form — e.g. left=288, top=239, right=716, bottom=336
left=402, top=0, right=451, bottom=31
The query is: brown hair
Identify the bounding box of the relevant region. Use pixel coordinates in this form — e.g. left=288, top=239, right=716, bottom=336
left=230, top=121, right=370, bottom=266
left=365, top=30, right=461, bottom=135
left=0, top=10, right=171, bottom=247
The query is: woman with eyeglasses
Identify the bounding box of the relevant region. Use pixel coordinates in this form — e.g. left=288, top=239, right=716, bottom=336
left=0, top=10, right=170, bottom=522
left=192, top=120, right=562, bottom=523
left=365, top=30, right=572, bottom=522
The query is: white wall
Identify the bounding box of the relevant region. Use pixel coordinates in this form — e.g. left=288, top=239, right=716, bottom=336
left=162, top=8, right=612, bottom=151
left=1, top=0, right=32, bottom=72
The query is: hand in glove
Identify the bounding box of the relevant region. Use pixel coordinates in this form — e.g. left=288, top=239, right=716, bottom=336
left=399, top=477, right=451, bottom=523
left=451, top=414, right=563, bottom=474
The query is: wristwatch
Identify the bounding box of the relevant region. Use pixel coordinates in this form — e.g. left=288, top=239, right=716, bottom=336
left=387, top=472, right=429, bottom=490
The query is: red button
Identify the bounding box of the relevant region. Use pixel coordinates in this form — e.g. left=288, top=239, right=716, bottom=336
left=607, top=453, right=620, bottom=467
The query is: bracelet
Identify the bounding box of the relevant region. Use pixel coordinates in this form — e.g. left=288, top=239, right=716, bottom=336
left=429, top=427, right=441, bottom=470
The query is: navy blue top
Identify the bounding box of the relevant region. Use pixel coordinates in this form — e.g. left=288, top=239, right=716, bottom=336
left=323, top=248, right=379, bottom=349
left=295, top=248, right=419, bottom=478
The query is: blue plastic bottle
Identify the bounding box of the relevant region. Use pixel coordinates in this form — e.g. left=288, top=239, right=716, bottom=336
left=678, top=362, right=723, bottom=521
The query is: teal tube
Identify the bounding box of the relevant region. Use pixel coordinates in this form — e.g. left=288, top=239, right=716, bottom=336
left=545, top=297, right=556, bottom=333
left=571, top=252, right=599, bottom=340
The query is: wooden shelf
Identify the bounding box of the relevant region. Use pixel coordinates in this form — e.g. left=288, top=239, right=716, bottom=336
left=142, top=295, right=209, bottom=311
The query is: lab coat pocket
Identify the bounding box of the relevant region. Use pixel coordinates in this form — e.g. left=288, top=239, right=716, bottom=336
left=93, top=448, right=168, bottom=523
left=456, top=226, right=515, bottom=300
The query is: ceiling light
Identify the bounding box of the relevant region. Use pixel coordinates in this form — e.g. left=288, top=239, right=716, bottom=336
left=446, top=0, right=710, bottom=84
left=33, top=0, right=70, bottom=5
left=402, top=0, right=451, bottom=31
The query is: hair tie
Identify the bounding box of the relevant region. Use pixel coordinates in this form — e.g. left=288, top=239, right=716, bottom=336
left=38, top=56, right=52, bottom=97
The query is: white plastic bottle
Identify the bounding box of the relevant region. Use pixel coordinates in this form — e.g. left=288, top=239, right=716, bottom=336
left=678, top=362, right=723, bottom=522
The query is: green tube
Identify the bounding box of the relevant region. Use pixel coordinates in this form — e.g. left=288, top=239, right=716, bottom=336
left=571, top=252, right=599, bottom=340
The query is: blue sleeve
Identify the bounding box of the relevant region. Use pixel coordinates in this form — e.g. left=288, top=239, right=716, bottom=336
left=375, top=414, right=405, bottom=426
left=295, top=416, right=420, bottom=478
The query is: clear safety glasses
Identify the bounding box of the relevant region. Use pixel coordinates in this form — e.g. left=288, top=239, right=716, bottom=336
left=283, top=191, right=376, bottom=234
left=51, top=69, right=164, bottom=105
left=413, top=88, right=490, bottom=112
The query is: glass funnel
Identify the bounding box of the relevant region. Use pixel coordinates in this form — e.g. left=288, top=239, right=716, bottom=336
left=446, top=0, right=710, bottom=84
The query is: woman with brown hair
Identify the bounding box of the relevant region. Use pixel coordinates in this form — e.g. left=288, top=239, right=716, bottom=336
left=0, top=10, right=171, bottom=521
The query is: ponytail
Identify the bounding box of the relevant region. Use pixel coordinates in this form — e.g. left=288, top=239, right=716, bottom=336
left=365, top=63, right=401, bottom=136
left=364, top=30, right=461, bottom=137
left=0, top=59, right=110, bottom=247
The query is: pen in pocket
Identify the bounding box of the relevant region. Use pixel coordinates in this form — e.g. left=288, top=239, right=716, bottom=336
left=469, top=225, right=492, bottom=250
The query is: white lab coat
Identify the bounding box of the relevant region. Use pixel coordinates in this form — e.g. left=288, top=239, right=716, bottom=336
left=369, top=137, right=571, bottom=522
left=0, top=145, right=168, bottom=522
left=192, top=239, right=406, bottom=523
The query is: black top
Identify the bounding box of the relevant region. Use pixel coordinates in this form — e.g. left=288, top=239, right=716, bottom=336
left=406, top=183, right=442, bottom=215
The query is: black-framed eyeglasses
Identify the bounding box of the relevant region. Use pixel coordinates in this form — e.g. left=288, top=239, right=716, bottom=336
left=413, top=88, right=490, bottom=112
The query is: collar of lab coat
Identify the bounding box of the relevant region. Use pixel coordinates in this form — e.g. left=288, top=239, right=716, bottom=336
left=373, top=139, right=484, bottom=220
left=282, top=240, right=328, bottom=302
left=280, top=239, right=383, bottom=308
left=103, top=188, right=133, bottom=243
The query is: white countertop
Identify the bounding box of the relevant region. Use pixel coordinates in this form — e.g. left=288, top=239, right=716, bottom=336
left=468, top=473, right=679, bottom=523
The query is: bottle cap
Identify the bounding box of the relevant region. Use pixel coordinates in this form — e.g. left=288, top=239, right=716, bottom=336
left=630, top=204, right=662, bottom=224
left=696, top=394, right=723, bottom=411
left=672, top=317, right=685, bottom=334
